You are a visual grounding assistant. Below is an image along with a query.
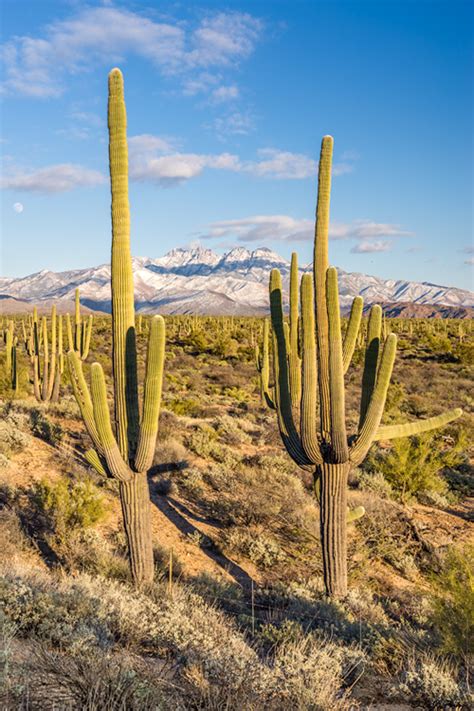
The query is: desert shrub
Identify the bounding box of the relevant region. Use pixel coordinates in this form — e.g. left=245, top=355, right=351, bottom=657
left=257, top=619, right=304, bottom=650
left=356, top=469, right=394, bottom=499
left=364, top=428, right=465, bottom=502
left=398, top=656, right=467, bottom=708
left=356, top=498, right=420, bottom=576
left=164, top=397, right=202, bottom=417
left=453, top=340, right=474, bottom=365
left=30, top=476, right=107, bottom=537
left=21, top=646, right=168, bottom=710
left=430, top=545, right=474, bottom=664
left=222, top=386, right=250, bottom=403
left=0, top=415, right=31, bottom=458
left=222, top=528, right=286, bottom=569
left=30, top=409, right=64, bottom=446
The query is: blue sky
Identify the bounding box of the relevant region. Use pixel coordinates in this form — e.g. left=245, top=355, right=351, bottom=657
left=1, top=0, right=473, bottom=289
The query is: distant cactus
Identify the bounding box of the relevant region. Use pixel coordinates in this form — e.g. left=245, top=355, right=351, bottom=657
left=269, top=136, right=462, bottom=598
left=68, top=69, right=165, bottom=586
left=33, top=306, right=61, bottom=402
left=66, top=288, right=93, bottom=360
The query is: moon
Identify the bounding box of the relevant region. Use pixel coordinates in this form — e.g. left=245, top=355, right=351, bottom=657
left=13, top=202, right=24, bottom=213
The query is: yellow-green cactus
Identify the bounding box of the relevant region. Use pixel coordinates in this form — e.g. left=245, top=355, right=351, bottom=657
left=66, top=288, right=93, bottom=361
left=68, top=68, right=166, bottom=586
left=32, top=306, right=61, bottom=403
left=269, top=135, right=462, bottom=598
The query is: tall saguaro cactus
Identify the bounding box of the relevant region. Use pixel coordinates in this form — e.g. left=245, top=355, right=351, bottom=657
left=68, top=68, right=165, bottom=586
left=269, top=135, right=462, bottom=598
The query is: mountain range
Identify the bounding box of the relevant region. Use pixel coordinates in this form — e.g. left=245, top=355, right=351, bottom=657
left=1, top=246, right=473, bottom=317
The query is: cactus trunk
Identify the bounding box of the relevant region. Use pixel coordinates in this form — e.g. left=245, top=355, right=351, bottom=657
left=120, top=471, right=154, bottom=585
left=319, top=462, right=350, bottom=598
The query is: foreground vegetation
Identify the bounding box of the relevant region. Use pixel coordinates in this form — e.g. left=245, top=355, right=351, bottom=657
left=0, top=308, right=472, bottom=709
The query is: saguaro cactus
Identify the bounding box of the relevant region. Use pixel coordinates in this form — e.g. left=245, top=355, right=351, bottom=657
left=68, top=68, right=165, bottom=586
left=32, top=306, right=61, bottom=402
left=269, top=135, right=462, bottom=598
left=66, top=288, right=93, bottom=360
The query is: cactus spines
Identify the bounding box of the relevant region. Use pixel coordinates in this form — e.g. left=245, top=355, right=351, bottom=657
left=269, top=136, right=462, bottom=598
left=67, top=68, right=166, bottom=586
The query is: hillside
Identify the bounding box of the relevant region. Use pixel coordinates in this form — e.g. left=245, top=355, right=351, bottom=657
left=0, top=315, right=472, bottom=709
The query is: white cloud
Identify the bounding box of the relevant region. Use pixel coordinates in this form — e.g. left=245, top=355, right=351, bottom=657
left=199, top=215, right=413, bottom=250
left=127, top=133, right=351, bottom=184
left=13, top=202, right=24, bottom=213
left=200, top=215, right=314, bottom=242
left=1, top=164, right=106, bottom=192
left=464, top=257, right=474, bottom=265
left=128, top=133, right=241, bottom=185
left=211, top=84, right=239, bottom=102
left=1, top=8, right=263, bottom=98
left=248, top=149, right=317, bottom=179
left=351, top=240, right=392, bottom=253
left=1, top=140, right=362, bottom=194
left=329, top=220, right=413, bottom=241
left=211, top=111, right=256, bottom=136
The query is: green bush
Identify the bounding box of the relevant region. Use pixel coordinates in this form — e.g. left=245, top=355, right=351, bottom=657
left=430, top=545, right=474, bottom=663
left=30, top=409, right=64, bottom=446
left=31, top=477, right=107, bottom=536
left=364, top=428, right=465, bottom=502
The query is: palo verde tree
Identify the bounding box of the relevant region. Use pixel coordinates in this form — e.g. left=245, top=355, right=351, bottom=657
left=269, top=135, right=462, bottom=598
left=68, top=68, right=165, bottom=586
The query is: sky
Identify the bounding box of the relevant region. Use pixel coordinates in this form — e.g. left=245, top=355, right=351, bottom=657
left=1, top=0, right=473, bottom=290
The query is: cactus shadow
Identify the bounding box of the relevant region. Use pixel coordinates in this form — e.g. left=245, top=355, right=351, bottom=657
left=149, top=489, right=255, bottom=590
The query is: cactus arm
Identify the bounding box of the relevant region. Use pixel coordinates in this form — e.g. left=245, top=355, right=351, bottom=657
left=270, top=269, right=311, bottom=467
left=108, top=67, right=139, bottom=460
left=134, top=316, right=166, bottom=472
left=58, top=315, right=64, bottom=375
left=84, top=448, right=108, bottom=477
left=300, top=274, right=323, bottom=464
left=350, top=334, right=397, bottom=466
left=47, top=306, right=57, bottom=400
left=347, top=506, right=365, bottom=523
left=288, top=252, right=301, bottom=408
left=33, top=355, right=41, bottom=401
left=5, top=321, right=13, bottom=373
left=75, top=288, right=81, bottom=351
left=11, top=342, right=17, bottom=390
left=66, top=314, right=74, bottom=352
left=374, top=407, right=463, bottom=441
left=358, top=305, right=382, bottom=427
left=41, top=317, right=49, bottom=401
left=314, top=136, right=334, bottom=440
left=342, top=296, right=363, bottom=374
left=67, top=351, right=104, bottom=456
left=90, top=363, right=133, bottom=482
left=326, top=267, right=349, bottom=462
left=261, top=319, right=275, bottom=408
left=81, top=314, right=93, bottom=360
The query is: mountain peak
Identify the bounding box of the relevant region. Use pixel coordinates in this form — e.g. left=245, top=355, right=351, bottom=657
left=2, top=245, right=472, bottom=316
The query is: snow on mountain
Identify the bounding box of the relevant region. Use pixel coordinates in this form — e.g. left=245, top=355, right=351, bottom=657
left=0, top=246, right=472, bottom=316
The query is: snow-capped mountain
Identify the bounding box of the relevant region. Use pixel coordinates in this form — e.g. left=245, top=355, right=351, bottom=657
left=0, top=246, right=472, bottom=316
